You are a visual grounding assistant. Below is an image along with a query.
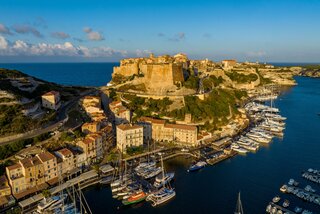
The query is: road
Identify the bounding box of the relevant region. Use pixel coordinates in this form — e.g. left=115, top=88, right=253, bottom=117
left=0, top=89, right=96, bottom=145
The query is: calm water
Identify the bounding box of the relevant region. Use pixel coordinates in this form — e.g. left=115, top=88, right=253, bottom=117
left=1, top=63, right=319, bottom=213
left=0, top=63, right=116, bottom=87
left=83, top=76, right=320, bottom=214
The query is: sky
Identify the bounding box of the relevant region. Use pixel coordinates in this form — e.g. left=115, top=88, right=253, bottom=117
left=0, top=0, right=320, bottom=62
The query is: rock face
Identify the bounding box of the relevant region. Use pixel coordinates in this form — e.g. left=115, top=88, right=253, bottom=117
left=112, top=53, right=187, bottom=92
left=300, top=70, right=320, bottom=78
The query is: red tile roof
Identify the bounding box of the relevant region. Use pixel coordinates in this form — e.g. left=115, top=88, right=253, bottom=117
left=57, top=148, right=73, bottom=157
left=37, top=152, right=56, bottom=162
left=165, top=123, right=197, bottom=131
left=117, top=124, right=142, bottom=131
left=43, top=90, right=59, bottom=96
left=6, top=163, right=22, bottom=171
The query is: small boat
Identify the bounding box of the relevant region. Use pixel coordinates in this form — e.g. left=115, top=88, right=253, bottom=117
left=283, top=199, right=290, bottom=208
left=294, top=207, right=303, bottom=213
left=146, top=187, right=176, bottom=207
left=288, top=179, right=295, bottom=185
left=266, top=204, right=272, bottom=213
left=122, top=191, right=147, bottom=205
left=187, top=161, right=207, bottom=172
left=277, top=210, right=283, bottom=214
left=272, top=196, right=281, bottom=203
left=154, top=172, right=175, bottom=188
left=280, top=185, right=288, bottom=193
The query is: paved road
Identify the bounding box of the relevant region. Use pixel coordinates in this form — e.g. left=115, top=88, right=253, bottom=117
left=0, top=89, right=96, bottom=145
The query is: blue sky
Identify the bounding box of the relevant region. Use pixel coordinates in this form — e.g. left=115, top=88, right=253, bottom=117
left=0, top=0, right=320, bottom=62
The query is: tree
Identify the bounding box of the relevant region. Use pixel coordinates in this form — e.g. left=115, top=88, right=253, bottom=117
left=42, top=189, right=51, bottom=198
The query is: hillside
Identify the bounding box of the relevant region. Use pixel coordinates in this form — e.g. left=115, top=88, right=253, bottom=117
left=0, top=68, right=88, bottom=137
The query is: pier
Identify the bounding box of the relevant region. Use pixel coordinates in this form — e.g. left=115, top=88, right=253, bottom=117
left=18, top=170, right=98, bottom=213
left=268, top=202, right=296, bottom=214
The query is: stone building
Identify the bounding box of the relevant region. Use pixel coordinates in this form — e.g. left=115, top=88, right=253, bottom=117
left=41, top=91, right=61, bottom=110
left=221, top=59, right=237, bottom=69
left=37, top=152, right=58, bottom=183
left=109, top=100, right=131, bottom=124
left=81, top=121, right=101, bottom=134
left=116, top=124, right=143, bottom=153
left=138, top=117, right=198, bottom=146
left=54, top=148, right=76, bottom=176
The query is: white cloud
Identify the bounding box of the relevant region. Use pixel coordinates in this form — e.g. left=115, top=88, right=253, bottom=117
left=246, top=51, right=267, bottom=57
left=83, top=27, right=104, bottom=41
left=13, top=24, right=43, bottom=38
left=0, top=35, right=126, bottom=58
left=135, top=49, right=152, bottom=57
left=0, top=36, right=8, bottom=49
left=51, top=31, right=70, bottom=39
left=0, top=23, right=12, bottom=35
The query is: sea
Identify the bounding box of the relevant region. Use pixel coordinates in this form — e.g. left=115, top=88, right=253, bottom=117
left=1, top=63, right=320, bottom=213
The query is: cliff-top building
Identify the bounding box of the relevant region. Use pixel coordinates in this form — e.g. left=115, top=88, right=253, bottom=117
left=112, top=53, right=186, bottom=92
left=41, top=91, right=61, bottom=110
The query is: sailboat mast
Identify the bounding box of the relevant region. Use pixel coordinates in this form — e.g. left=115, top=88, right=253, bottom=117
left=234, top=192, right=244, bottom=214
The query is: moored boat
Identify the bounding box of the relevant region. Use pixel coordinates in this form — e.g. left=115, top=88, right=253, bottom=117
left=187, top=161, right=207, bottom=172
left=122, top=191, right=147, bottom=205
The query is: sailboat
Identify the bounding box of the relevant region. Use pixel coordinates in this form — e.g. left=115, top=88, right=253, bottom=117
left=234, top=192, right=244, bottom=214
left=153, top=154, right=174, bottom=188
left=147, top=155, right=176, bottom=207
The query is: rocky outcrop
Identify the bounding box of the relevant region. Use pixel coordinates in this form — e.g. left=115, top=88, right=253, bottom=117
left=299, top=70, right=320, bottom=78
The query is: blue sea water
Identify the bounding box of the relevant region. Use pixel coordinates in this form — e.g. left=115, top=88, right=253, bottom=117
left=0, top=63, right=117, bottom=87
left=1, top=63, right=319, bottom=213
left=83, top=77, right=320, bottom=214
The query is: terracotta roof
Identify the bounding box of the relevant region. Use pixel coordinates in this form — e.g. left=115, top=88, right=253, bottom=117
left=19, top=158, right=33, bottom=168
left=139, top=117, right=166, bottom=125
left=31, top=157, right=42, bottom=166
left=37, top=152, right=56, bottom=162
left=117, top=124, right=142, bottom=131
left=57, top=148, right=73, bottom=157
left=7, top=163, right=22, bottom=171
left=43, top=90, right=59, bottom=96
left=165, top=123, right=197, bottom=131
left=83, top=138, right=95, bottom=145
left=109, top=100, right=122, bottom=107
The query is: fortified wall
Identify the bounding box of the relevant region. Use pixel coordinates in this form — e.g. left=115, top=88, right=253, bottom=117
left=112, top=54, right=186, bottom=90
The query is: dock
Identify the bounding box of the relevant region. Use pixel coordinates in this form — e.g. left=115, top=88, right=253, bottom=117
left=269, top=202, right=296, bottom=214
left=19, top=170, right=98, bottom=213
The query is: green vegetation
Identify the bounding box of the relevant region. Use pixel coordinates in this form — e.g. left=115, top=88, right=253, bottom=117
left=108, top=88, right=117, bottom=100
left=169, top=89, right=244, bottom=127
left=226, top=71, right=258, bottom=83
left=256, top=69, right=273, bottom=85
left=202, top=75, right=224, bottom=91
left=118, top=83, right=146, bottom=92
left=112, top=74, right=127, bottom=84
left=6, top=207, right=21, bottom=214
left=183, top=75, right=199, bottom=89
left=0, top=132, right=51, bottom=161
left=123, top=95, right=173, bottom=119
left=0, top=105, right=35, bottom=136
left=302, top=64, right=320, bottom=70
left=0, top=97, right=15, bottom=103
left=126, top=146, right=144, bottom=156
left=59, top=131, right=76, bottom=142
left=42, top=189, right=51, bottom=198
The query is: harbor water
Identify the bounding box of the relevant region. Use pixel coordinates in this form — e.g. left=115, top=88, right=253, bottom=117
left=83, top=76, right=320, bottom=214
left=1, top=63, right=319, bottom=213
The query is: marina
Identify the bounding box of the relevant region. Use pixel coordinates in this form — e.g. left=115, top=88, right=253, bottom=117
left=83, top=76, right=320, bottom=213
